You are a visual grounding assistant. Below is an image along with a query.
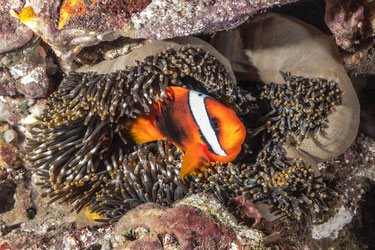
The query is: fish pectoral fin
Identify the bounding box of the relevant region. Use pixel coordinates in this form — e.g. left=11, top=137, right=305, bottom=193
left=129, top=117, right=162, bottom=144
left=180, top=143, right=208, bottom=178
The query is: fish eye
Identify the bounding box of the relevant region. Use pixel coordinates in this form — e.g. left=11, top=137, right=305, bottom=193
left=211, top=118, right=220, bottom=129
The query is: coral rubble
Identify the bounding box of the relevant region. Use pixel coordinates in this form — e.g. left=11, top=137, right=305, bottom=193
left=325, top=0, right=375, bottom=75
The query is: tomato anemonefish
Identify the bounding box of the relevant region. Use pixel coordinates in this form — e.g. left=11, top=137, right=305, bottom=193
left=128, top=86, right=246, bottom=178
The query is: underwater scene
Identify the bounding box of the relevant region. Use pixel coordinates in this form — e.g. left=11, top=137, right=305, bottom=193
left=0, top=0, right=375, bottom=249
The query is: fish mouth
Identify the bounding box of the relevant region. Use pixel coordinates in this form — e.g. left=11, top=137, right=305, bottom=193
left=234, top=127, right=243, bottom=134
left=233, top=128, right=243, bottom=137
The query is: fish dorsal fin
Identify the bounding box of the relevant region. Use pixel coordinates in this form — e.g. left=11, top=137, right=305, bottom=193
left=180, top=143, right=207, bottom=178
left=168, top=86, right=189, bottom=96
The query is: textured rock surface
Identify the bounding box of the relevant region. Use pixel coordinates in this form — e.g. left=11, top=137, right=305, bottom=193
left=107, top=194, right=264, bottom=249
left=11, top=0, right=297, bottom=61
left=0, top=0, right=33, bottom=53
left=14, top=0, right=124, bottom=61
left=0, top=142, right=19, bottom=169
left=0, top=123, right=19, bottom=169
left=131, top=0, right=297, bottom=40
left=58, top=0, right=152, bottom=31
left=0, top=39, right=55, bottom=98
left=325, top=0, right=374, bottom=51
left=325, top=0, right=375, bottom=75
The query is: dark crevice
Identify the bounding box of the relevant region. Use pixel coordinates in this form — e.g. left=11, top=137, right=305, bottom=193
left=0, top=185, right=16, bottom=214
left=351, top=184, right=375, bottom=249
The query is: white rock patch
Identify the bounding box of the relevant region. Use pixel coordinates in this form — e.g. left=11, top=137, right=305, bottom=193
left=312, top=206, right=354, bottom=240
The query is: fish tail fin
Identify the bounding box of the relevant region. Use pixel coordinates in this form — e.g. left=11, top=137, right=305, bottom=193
left=128, top=117, right=163, bottom=143
left=180, top=143, right=208, bottom=178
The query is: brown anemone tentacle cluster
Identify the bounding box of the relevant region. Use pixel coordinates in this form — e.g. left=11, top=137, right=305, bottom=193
left=76, top=37, right=249, bottom=112
left=92, top=140, right=188, bottom=224
left=25, top=37, right=247, bottom=212
left=206, top=13, right=359, bottom=222
left=261, top=72, right=343, bottom=148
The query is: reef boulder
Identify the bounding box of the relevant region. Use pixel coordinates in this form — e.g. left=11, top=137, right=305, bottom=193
left=324, top=0, right=375, bottom=75
left=0, top=38, right=56, bottom=98
left=11, top=0, right=298, bottom=61
left=0, top=0, right=33, bottom=53
left=106, top=193, right=264, bottom=249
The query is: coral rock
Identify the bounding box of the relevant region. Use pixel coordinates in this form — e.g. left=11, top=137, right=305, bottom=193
left=325, top=0, right=375, bottom=75
left=0, top=142, right=19, bottom=169
left=325, top=0, right=374, bottom=51
left=59, top=0, right=152, bottom=31
left=12, top=0, right=297, bottom=61
left=0, top=68, right=17, bottom=96
left=0, top=124, right=19, bottom=169
left=228, top=196, right=262, bottom=227
left=0, top=39, right=54, bottom=98
left=109, top=194, right=264, bottom=249
left=0, top=185, right=32, bottom=225
left=131, top=0, right=298, bottom=40
left=0, top=0, right=33, bottom=53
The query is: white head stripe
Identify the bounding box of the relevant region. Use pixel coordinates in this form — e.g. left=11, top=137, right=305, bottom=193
left=188, top=90, right=227, bottom=156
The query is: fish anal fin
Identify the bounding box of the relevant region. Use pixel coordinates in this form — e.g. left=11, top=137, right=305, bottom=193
left=129, top=117, right=163, bottom=143
left=180, top=143, right=208, bottom=178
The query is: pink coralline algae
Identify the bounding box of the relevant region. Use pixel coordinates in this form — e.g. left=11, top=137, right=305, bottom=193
left=325, top=0, right=375, bottom=51
left=108, top=194, right=264, bottom=249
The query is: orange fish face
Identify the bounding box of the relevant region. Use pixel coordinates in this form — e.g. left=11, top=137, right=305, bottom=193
left=203, top=98, right=246, bottom=162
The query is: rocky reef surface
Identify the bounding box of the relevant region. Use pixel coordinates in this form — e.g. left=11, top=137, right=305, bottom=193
left=1, top=0, right=375, bottom=249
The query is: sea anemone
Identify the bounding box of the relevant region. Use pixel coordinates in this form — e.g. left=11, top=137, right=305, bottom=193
left=25, top=37, right=247, bottom=212
left=211, top=13, right=360, bottom=164
left=26, top=14, right=359, bottom=225
left=92, top=140, right=187, bottom=223
left=260, top=72, right=343, bottom=147
left=91, top=72, right=341, bottom=224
